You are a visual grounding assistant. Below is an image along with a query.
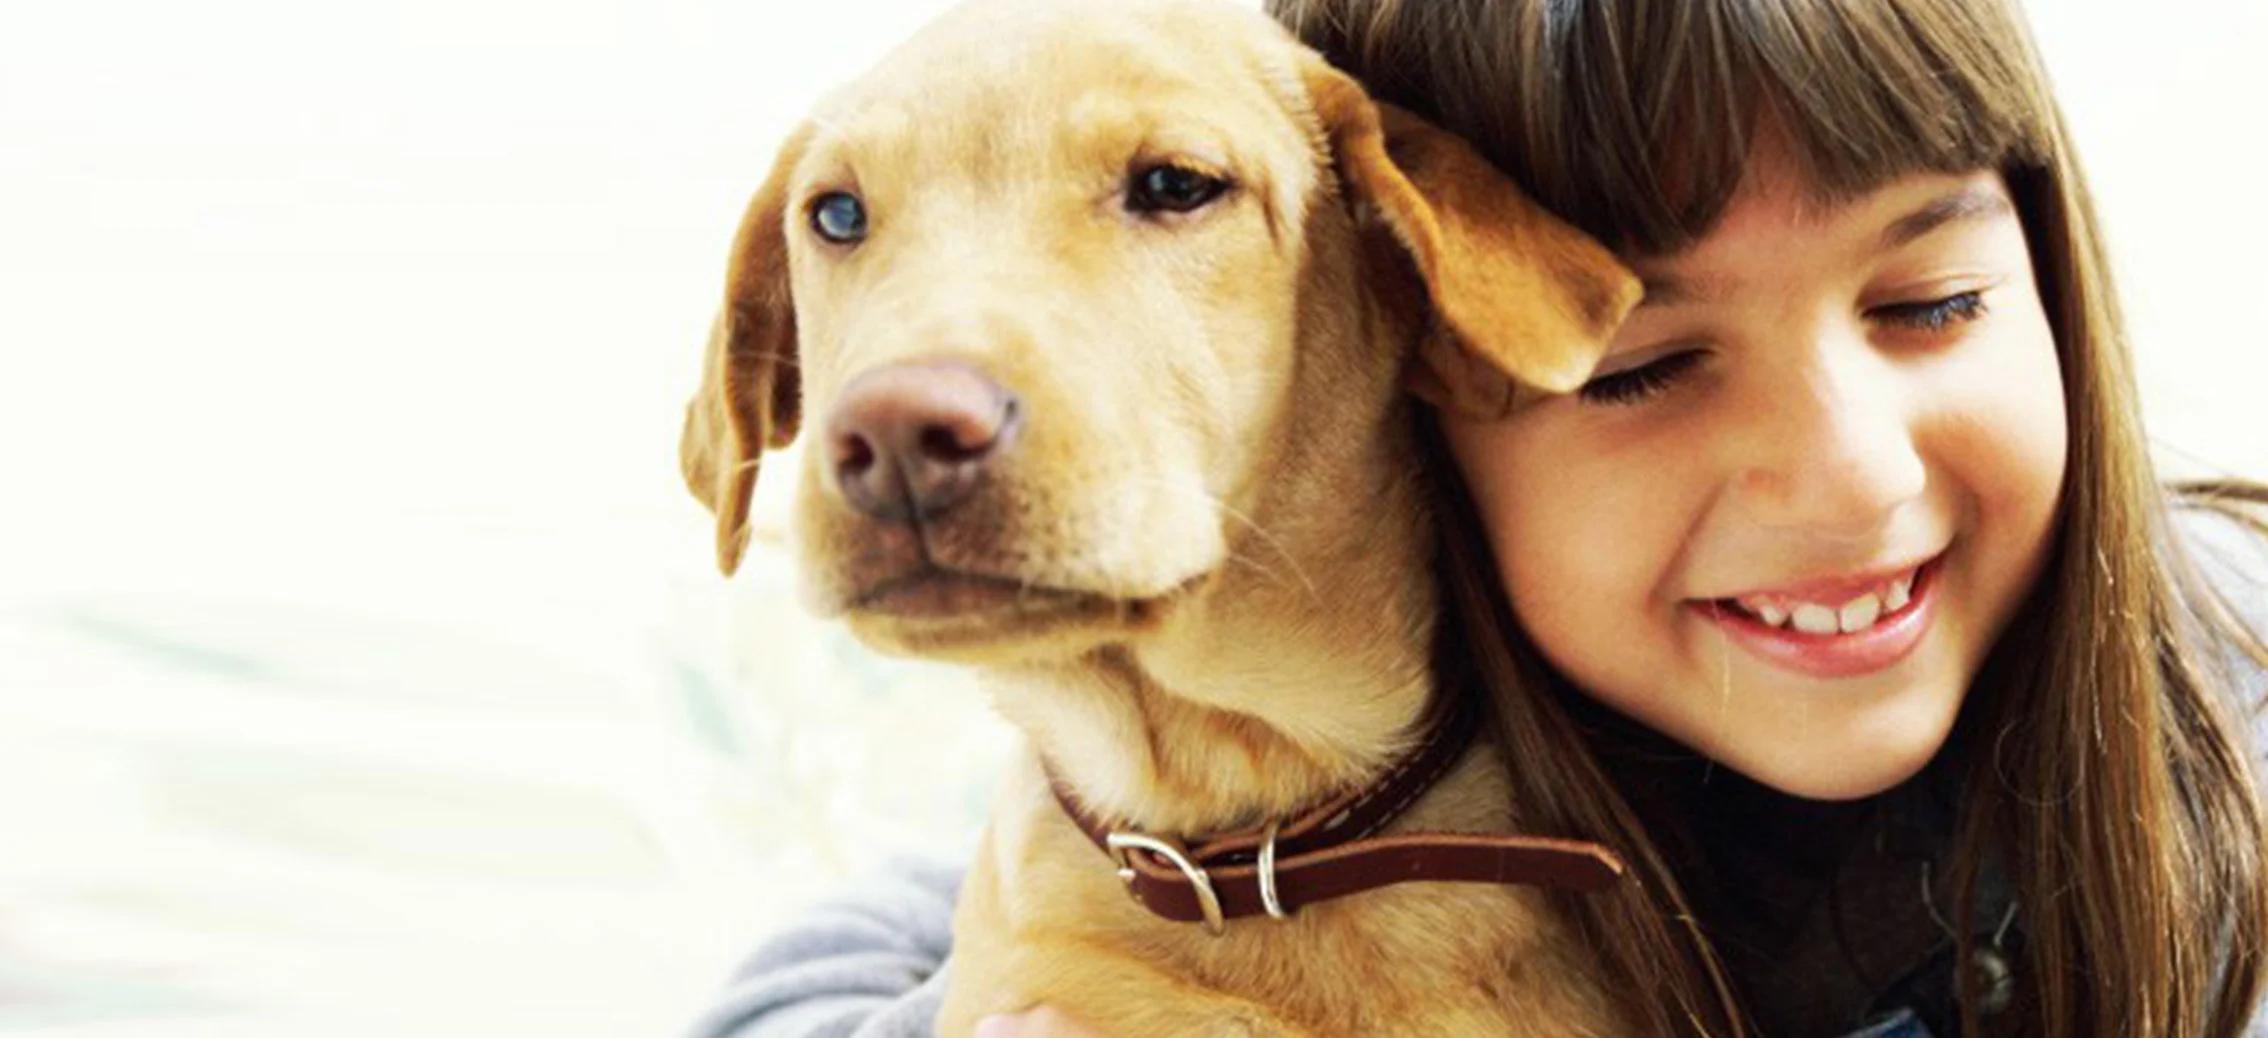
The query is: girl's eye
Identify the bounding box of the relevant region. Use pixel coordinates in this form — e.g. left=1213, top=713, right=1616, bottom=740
left=1576, top=350, right=1706, bottom=407
left=1127, top=164, right=1232, bottom=215
left=1868, top=290, right=1987, bottom=332
left=810, top=192, right=868, bottom=244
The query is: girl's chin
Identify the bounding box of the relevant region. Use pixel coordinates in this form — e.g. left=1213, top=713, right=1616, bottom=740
left=1670, top=677, right=1965, bottom=801
left=1727, top=749, right=1942, bottom=801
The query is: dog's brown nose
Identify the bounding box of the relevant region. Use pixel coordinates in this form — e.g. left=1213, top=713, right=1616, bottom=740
left=824, top=362, right=1021, bottom=523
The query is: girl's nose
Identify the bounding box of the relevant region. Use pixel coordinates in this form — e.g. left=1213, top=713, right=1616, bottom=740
left=1730, top=340, right=1928, bottom=536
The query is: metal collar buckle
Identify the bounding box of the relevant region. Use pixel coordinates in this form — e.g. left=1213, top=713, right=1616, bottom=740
left=1105, top=823, right=1293, bottom=936
left=1105, top=831, right=1226, bottom=936
left=1256, top=821, right=1289, bottom=920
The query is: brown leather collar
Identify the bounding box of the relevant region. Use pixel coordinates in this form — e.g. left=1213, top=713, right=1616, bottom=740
left=1048, top=689, right=1626, bottom=934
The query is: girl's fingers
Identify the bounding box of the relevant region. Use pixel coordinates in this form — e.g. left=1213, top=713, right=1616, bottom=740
left=973, top=1006, right=1105, bottom=1038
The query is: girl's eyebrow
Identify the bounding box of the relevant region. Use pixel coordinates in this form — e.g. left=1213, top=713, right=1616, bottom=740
left=1636, top=271, right=1736, bottom=309
left=1635, top=187, right=2015, bottom=310
left=1878, top=186, right=2013, bottom=250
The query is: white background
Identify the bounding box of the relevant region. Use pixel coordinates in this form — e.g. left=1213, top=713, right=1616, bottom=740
left=0, top=1, right=2262, bottom=1035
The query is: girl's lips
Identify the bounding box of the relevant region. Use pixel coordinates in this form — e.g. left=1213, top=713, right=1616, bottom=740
left=1693, top=555, right=1945, bottom=679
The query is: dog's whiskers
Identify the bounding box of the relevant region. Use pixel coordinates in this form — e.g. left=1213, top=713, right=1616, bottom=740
left=1111, top=475, right=1321, bottom=603
left=749, top=348, right=803, bottom=372
left=805, top=113, right=852, bottom=147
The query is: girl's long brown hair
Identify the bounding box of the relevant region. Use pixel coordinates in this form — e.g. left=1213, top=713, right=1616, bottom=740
left=1267, top=0, right=2268, bottom=1034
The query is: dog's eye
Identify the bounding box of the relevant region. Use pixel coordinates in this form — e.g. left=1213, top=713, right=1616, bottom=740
left=1127, top=164, right=1230, bottom=215
left=810, top=192, right=868, bottom=244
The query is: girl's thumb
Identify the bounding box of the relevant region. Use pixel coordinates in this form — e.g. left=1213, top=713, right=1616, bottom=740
left=974, top=1006, right=1098, bottom=1038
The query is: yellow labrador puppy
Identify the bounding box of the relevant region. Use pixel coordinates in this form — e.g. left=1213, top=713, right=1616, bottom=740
left=681, top=0, right=1642, bottom=1033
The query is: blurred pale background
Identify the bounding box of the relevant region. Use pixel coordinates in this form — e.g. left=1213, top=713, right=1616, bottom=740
left=0, top=0, right=2261, bottom=1035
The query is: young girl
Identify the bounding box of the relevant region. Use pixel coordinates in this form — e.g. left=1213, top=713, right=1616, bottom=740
left=686, top=0, right=2268, bottom=1035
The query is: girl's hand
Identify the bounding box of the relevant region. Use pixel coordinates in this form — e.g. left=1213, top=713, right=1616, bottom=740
left=973, top=1006, right=1106, bottom=1038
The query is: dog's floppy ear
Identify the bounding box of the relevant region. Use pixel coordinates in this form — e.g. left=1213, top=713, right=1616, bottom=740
left=1302, top=61, right=1642, bottom=416
left=681, top=126, right=809, bottom=575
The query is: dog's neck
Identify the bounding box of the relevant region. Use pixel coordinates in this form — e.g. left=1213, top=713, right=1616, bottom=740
left=983, top=495, right=1437, bottom=836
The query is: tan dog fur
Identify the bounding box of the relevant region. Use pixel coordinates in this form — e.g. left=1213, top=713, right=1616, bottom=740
left=681, top=1, right=1642, bottom=1033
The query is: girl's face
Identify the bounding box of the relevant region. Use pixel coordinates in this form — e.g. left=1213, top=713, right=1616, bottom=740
left=1444, top=138, right=2068, bottom=800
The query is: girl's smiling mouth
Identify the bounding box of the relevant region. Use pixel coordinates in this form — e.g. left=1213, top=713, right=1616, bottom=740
left=1694, top=553, right=1949, bottom=679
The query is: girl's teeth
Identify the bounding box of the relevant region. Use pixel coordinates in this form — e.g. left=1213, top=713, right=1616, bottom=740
left=1838, top=594, right=1882, bottom=633
left=1791, top=603, right=1840, bottom=635
left=1728, top=565, right=1924, bottom=635
left=1885, top=573, right=1913, bottom=612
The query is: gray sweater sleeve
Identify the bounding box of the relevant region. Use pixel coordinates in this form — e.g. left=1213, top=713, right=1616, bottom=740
left=2183, top=507, right=2268, bottom=760
left=684, top=856, right=962, bottom=1038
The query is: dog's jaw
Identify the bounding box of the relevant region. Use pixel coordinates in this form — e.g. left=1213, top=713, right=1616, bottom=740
left=838, top=570, right=1212, bottom=666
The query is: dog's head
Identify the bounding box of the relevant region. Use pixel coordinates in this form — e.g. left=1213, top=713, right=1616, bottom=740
left=682, top=0, right=1637, bottom=664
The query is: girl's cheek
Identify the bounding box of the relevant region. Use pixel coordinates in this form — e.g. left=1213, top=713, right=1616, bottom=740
left=1489, top=409, right=1706, bottom=645
left=1928, top=308, right=2069, bottom=523
left=1906, top=303, right=2067, bottom=650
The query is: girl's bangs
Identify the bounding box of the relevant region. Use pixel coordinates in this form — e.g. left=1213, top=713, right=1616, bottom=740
left=1456, top=0, right=2060, bottom=253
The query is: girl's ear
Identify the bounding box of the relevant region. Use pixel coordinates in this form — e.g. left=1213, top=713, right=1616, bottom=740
left=1301, top=59, right=1641, bottom=417
left=680, top=125, right=810, bottom=576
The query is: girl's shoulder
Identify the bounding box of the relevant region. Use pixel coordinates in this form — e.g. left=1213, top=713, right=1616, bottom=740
left=2175, top=500, right=2268, bottom=644
left=2171, top=499, right=2268, bottom=752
